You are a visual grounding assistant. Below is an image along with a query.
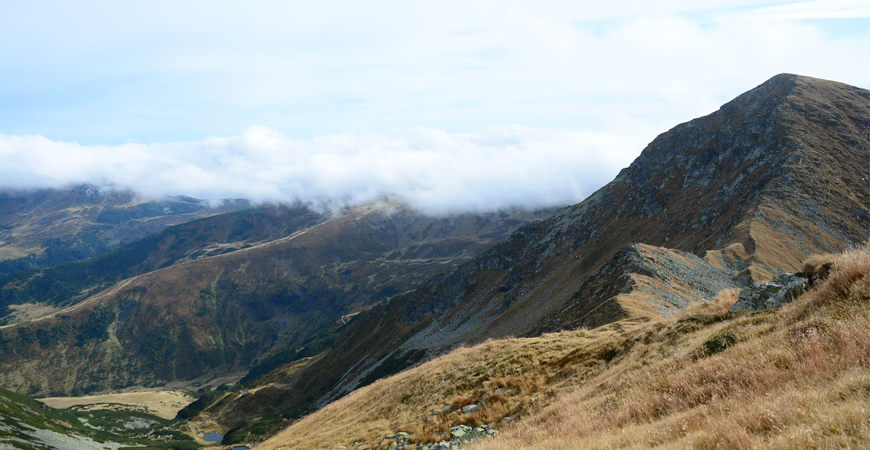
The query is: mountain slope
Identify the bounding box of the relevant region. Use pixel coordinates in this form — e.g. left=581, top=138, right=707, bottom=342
left=258, top=245, right=870, bottom=450
left=0, top=202, right=548, bottom=396
left=0, top=185, right=249, bottom=278
left=220, top=74, right=869, bottom=432
left=0, top=203, right=323, bottom=322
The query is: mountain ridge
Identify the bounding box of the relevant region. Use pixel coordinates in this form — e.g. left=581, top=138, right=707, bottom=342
left=0, top=201, right=550, bottom=396
left=209, top=73, right=868, bottom=435
left=0, top=184, right=252, bottom=278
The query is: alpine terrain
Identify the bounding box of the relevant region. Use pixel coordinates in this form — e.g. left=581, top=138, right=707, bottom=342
left=0, top=73, right=866, bottom=449
left=0, top=201, right=549, bottom=397
left=188, top=73, right=869, bottom=444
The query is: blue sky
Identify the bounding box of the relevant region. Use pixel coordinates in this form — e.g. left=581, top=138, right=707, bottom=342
left=0, top=0, right=868, bottom=213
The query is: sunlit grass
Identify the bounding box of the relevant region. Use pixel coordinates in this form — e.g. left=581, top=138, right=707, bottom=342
left=259, top=245, right=870, bottom=449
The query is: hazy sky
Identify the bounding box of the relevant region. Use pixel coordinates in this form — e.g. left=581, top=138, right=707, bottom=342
left=1, top=0, right=868, bottom=213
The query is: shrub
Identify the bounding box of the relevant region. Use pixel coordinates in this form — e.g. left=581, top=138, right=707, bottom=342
left=702, top=330, right=736, bottom=356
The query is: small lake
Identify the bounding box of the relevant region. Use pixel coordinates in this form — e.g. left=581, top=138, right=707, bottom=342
left=203, top=432, right=223, bottom=443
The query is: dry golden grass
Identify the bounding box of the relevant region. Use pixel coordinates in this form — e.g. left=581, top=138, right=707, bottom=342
left=471, top=245, right=870, bottom=449
left=260, top=246, right=870, bottom=450
left=679, top=288, right=739, bottom=318
left=39, top=390, right=195, bottom=420
left=799, top=253, right=839, bottom=279
left=258, top=326, right=638, bottom=450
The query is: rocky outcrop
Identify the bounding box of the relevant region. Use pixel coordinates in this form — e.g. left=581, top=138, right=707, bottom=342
left=383, top=423, right=501, bottom=450
left=729, top=273, right=809, bottom=313
left=530, top=243, right=744, bottom=333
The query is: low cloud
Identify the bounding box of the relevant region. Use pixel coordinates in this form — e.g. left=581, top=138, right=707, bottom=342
left=0, top=124, right=654, bottom=215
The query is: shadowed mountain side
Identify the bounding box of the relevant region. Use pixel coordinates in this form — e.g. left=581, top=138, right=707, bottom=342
left=0, top=185, right=251, bottom=277
left=214, top=74, right=869, bottom=431
left=0, top=202, right=549, bottom=396
left=526, top=243, right=742, bottom=334
left=0, top=203, right=324, bottom=323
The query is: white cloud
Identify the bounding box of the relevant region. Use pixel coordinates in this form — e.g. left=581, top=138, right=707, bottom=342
left=0, top=1, right=867, bottom=213
left=0, top=124, right=654, bottom=215
left=744, top=0, right=870, bottom=20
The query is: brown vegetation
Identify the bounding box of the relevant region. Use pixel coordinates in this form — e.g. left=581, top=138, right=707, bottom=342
left=259, top=245, right=870, bottom=449
left=38, top=390, right=195, bottom=420
left=471, top=245, right=870, bottom=449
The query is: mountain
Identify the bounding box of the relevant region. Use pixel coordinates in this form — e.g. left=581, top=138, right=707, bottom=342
left=206, top=74, right=868, bottom=438
left=0, top=201, right=549, bottom=396
left=0, top=184, right=250, bottom=278
left=0, top=202, right=323, bottom=322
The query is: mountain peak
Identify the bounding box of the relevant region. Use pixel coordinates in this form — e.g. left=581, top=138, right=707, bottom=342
left=716, top=73, right=869, bottom=125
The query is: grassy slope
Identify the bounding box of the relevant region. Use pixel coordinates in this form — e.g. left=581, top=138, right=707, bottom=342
left=258, top=245, right=869, bottom=450
left=0, top=386, right=198, bottom=449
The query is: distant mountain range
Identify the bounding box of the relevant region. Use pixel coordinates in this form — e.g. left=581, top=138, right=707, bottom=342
left=0, top=185, right=251, bottom=278
left=0, top=73, right=866, bottom=448
left=0, top=199, right=550, bottom=396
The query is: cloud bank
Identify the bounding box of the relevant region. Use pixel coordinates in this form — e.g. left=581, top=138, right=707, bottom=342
left=1, top=1, right=866, bottom=214
left=0, top=125, right=653, bottom=214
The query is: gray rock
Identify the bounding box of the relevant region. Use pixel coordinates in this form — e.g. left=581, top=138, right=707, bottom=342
left=461, top=403, right=480, bottom=414
left=729, top=273, right=808, bottom=313
left=450, top=425, right=472, bottom=438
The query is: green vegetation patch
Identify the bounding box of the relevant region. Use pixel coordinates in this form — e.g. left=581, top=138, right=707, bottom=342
left=222, top=414, right=280, bottom=445
left=0, top=386, right=199, bottom=449
left=175, top=390, right=226, bottom=420
left=701, top=330, right=736, bottom=356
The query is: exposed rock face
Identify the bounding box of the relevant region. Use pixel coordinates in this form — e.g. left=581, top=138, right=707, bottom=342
left=529, top=243, right=742, bottom=333
left=225, top=74, right=869, bottom=426
left=729, top=273, right=809, bottom=313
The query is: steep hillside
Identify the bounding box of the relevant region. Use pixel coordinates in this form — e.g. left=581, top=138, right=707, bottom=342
left=0, top=185, right=249, bottom=277
left=0, top=203, right=323, bottom=322
left=215, top=74, right=868, bottom=434
left=0, top=202, right=548, bottom=396
left=258, top=246, right=869, bottom=450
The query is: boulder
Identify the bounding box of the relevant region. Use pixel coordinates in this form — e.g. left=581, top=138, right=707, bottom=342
left=729, top=273, right=808, bottom=313
left=461, top=403, right=480, bottom=414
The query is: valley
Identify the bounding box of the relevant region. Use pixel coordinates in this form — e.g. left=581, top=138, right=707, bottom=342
left=0, top=73, right=866, bottom=449
left=0, top=186, right=251, bottom=280
left=38, top=390, right=194, bottom=421
left=0, top=200, right=550, bottom=397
